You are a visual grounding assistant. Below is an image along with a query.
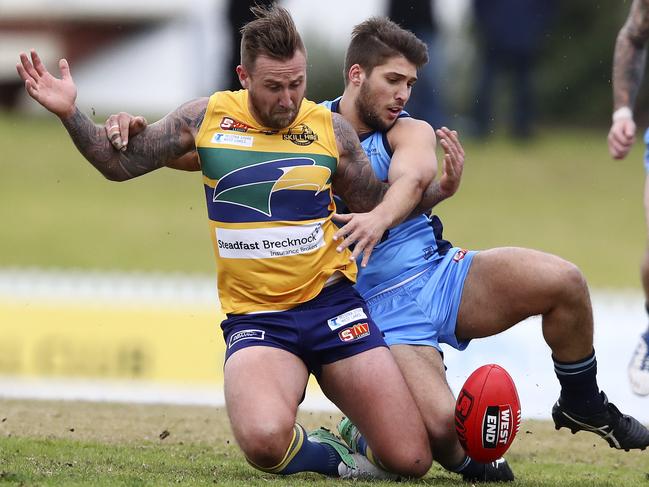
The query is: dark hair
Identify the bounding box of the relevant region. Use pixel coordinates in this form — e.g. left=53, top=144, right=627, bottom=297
left=240, top=5, right=306, bottom=71
left=344, top=17, right=428, bottom=84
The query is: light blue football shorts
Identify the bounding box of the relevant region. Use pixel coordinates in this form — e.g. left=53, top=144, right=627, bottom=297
left=364, top=247, right=477, bottom=351
left=644, top=128, right=649, bottom=174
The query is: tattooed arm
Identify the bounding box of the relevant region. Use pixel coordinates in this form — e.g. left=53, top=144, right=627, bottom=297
left=410, top=126, right=465, bottom=215
left=62, top=100, right=205, bottom=181
left=613, top=0, right=649, bottom=110
left=331, top=112, right=389, bottom=212
left=608, top=0, right=649, bottom=159
left=16, top=50, right=204, bottom=179
left=103, top=112, right=201, bottom=171
left=331, top=112, right=426, bottom=266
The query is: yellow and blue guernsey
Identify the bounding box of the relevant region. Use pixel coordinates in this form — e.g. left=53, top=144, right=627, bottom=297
left=195, top=90, right=356, bottom=315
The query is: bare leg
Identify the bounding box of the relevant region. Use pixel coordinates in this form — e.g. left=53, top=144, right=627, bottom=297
left=390, top=345, right=464, bottom=469
left=456, top=247, right=649, bottom=450
left=640, top=248, right=649, bottom=305
left=456, top=247, right=592, bottom=362
left=641, top=176, right=649, bottom=307
left=224, top=346, right=308, bottom=468
left=319, top=347, right=432, bottom=478
left=628, top=174, right=649, bottom=396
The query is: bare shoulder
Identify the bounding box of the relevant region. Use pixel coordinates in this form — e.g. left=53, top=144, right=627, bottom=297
left=387, top=117, right=436, bottom=148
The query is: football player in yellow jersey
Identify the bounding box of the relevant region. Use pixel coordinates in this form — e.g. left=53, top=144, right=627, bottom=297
left=16, top=5, right=434, bottom=481
left=102, top=11, right=649, bottom=482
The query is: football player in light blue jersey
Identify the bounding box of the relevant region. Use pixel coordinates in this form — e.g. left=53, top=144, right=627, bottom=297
left=104, top=15, right=649, bottom=482
left=327, top=16, right=649, bottom=480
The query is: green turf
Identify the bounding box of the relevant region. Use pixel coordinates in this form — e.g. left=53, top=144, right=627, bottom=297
left=436, top=130, right=647, bottom=289
left=1, top=399, right=648, bottom=486
left=0, top=399, right=649, bottom=487
left=0, top=112, right=213, bottom=273
left=1, top=111, right=646, bottom=287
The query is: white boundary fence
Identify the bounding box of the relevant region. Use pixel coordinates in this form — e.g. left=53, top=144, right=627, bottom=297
left=0, top=270, right=647, bottom=423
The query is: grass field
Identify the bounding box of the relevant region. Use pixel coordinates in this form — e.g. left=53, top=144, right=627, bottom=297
left=0, top=399, right=648, bottom=486
left=1, top=111, right=648, bottom=288
left=3, top=114, right=649, bottom=485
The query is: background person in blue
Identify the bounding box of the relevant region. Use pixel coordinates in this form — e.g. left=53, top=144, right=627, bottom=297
left=105, top=15, right=649, bottom=481
left=471, top=0, right=557, bottom=139
left=607, top=0, right=649, bottom=397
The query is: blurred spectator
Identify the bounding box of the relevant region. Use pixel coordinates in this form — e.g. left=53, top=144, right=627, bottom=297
left=225, top=0, right=276, bottom=91
left=471, top=0, right=557, bottom=139
left=387, top=0, right=446, bottom=128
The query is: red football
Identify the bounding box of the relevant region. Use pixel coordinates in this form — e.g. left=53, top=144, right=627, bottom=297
left=454, top=364, right=521, bottom=463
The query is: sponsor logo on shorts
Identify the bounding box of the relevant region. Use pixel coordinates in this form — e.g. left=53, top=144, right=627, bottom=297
left=220, top=116, right=252, bottom=133
left=283, top=124, right=318, bottom=146
left=482, top=405, right=512, bottom=448
left=327, top=307, right=368, bottom=330
left=453, top=249, right=468, bottom=263
left=211, top=132, right=254, bottom=147
left=216, top=222, right=324, bottom=259
left=228, top=329, right=265, bottom=348
left=338, top=322, right=370, bottom=342
left=423, top=246, right=436, bottom=260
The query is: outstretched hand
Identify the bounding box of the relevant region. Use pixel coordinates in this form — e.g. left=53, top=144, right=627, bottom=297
left=104, top=112, right=148, bottom=152
left=435, top=126, right=465, bottom=199
left=16, top=50, right=77, bottom=119
left=332, top=211, right=390, bottom=268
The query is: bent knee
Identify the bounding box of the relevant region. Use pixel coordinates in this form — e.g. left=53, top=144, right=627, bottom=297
left=237, top=422, right=295, bottom=469
left=379, top=445, right=432, bottom=478
left=425, top=410, right=458, bottom=447
left=553, top=258, right=588, bottom=299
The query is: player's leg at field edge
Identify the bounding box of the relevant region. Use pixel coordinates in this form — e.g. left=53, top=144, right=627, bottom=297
left=319, top=346, right=432, bottom=477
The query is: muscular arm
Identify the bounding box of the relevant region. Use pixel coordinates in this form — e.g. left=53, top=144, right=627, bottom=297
left=63, top=98, right=206, bottom=181
left=331, top=112, right=389, bottom=213
left=16, top=51, right=205, bottom=178
left=412, top=126, right=465, bottom=214
left=414, top=180, right=447, bottom=214
left=608, top=0, right=649, bottom=159
left=613, top=0, right=649, bottom=110
left=333, top=112, right=427, bottom=229
left=385, top=118, right=437, bottom=218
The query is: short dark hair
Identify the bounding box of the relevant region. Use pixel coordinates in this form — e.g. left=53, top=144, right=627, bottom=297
left=240, top=5, right=306, bottom=71
left=344, top=17, right=429, bottom=84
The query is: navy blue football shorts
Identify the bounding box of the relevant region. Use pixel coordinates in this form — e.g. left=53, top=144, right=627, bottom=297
left=221, top=280, right=387, bottom=378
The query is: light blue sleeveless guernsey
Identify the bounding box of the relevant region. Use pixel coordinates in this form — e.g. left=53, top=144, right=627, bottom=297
left=322, top=97, right=452, bottom=298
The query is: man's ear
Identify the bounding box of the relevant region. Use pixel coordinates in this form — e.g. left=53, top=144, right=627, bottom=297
left=347, top=64, right=364, bottom=87
left=236, top=65, right=249, bottom=89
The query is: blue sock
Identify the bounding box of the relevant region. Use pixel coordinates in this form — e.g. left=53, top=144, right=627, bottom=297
left=355, top=435, right=369, bottom=457
left=554, top=350, right=604, bottom=415
left=453, top=455, right=490, bottom=477
left=452, top=455, right=472, bottom=473
left=248, top=424, right=341, bottom=476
